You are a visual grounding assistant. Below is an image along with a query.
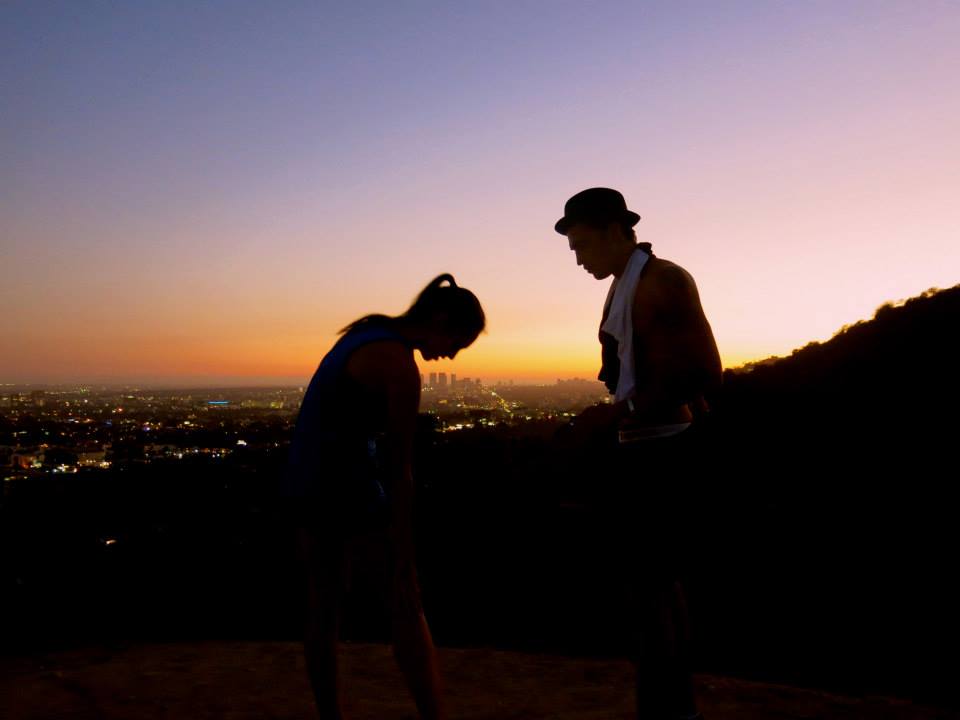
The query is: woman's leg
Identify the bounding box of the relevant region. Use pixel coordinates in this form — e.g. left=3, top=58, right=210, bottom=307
left=298, top=526, right=347, bottom=719
left=389, top=564, right=446, bottom=720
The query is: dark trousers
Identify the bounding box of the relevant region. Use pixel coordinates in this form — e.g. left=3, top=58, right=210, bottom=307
left=595, top=426, right=704, bottom=719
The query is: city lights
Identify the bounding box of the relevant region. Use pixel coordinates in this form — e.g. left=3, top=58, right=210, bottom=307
left=0, top=381, right=608, bottom=480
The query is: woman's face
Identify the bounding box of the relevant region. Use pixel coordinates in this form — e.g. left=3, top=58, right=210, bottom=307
left=420, top=327, right=478, bottom=362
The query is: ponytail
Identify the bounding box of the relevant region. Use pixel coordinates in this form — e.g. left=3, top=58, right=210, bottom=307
left=408, top=273, right=459, bottom=310
left=339, top=273, right=485, bottom=338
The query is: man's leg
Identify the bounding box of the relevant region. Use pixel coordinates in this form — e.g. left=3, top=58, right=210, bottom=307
left=631, top=575, right=698, bottom=719
left=624, top=434, right=701, bottom=719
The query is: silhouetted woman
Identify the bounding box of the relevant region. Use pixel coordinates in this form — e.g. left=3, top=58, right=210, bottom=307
left=285, top=274, right=485, bottom=720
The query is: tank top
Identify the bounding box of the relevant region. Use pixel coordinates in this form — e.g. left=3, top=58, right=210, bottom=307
left=283, top=323, right=410, bottom=499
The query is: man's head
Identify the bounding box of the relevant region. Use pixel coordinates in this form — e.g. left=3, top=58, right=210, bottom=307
left=555, top=188, right=640, bottom=279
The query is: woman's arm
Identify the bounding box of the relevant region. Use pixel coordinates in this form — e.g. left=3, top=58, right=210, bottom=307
left=378, top=346, right=421, bottom=563
left=348, top=340, right=447, bottom=717
left=345, top=340, right=422, bottom=609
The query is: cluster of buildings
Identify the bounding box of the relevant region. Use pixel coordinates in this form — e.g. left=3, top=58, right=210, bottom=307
left=421, top=372, right=482, bottom=392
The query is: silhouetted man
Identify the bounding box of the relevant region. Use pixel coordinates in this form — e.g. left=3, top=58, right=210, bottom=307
left=555, top=187, right=722, bottom=720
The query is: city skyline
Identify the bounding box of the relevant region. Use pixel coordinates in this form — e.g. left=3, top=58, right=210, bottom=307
left=4, top=2, right=959, bottom=386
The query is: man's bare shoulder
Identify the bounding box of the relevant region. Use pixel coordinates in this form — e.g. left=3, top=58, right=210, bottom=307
left=637, top=257, right=700, bottom=308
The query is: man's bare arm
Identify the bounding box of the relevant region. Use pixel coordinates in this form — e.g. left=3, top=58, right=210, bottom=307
left=629, top=264, right=722, bottom=417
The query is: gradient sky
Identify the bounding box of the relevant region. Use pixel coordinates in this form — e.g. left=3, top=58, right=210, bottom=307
left=3, top=1, right=958, bottom=386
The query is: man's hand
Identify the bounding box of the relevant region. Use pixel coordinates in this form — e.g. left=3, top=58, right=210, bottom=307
left=558, top=402, right=620, bottom=448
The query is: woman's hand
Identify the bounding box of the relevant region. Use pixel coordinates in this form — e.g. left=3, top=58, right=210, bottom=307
left=390, top=554, right=424, bottom=618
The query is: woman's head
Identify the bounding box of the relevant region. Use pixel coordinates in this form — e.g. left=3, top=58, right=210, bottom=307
left=339, top=274, right=484, bottom=359
left=405, top=274, right=485, bottom=360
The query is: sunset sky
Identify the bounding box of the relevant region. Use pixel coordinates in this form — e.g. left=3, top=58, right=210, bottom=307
left=3, top=1, right=958, bottom=386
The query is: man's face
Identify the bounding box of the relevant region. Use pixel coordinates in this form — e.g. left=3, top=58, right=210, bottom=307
left=566, top=223, right=619, bottom=279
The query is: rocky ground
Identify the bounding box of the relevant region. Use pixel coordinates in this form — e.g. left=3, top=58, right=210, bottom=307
left=1, top=641, right=955, bottom=720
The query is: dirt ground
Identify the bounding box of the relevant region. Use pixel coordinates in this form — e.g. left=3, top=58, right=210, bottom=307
left=1, top=641, right=955, bottom=720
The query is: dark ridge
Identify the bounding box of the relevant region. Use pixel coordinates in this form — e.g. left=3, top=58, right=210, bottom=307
left=723, top=283, right=959, bottom=408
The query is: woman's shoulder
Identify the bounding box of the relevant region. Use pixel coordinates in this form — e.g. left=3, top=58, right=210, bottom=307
left=345, top=337, right=418, bottom=389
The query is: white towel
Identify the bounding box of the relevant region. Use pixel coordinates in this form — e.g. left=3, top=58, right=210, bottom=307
left=601, top=246, right=650, bottom=402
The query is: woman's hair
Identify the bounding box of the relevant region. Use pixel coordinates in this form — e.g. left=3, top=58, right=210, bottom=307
left=339, top=274, right=485, bottom=338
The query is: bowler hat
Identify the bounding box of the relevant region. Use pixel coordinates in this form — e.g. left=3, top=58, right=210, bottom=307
left=554, top=187, right=641, bottom=235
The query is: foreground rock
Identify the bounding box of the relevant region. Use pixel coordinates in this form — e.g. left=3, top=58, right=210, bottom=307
left=0, top=641, right=953, bottom=719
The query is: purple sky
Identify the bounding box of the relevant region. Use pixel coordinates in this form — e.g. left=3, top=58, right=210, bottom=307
left=3, top=1, right=958, bottom=385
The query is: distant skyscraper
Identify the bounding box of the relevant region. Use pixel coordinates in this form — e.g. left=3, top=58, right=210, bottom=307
left=429, top=372, right=437, bottom=387
left=450, top=373, right=457, bottom=389
left=438, top=372, right=447, bottom=389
